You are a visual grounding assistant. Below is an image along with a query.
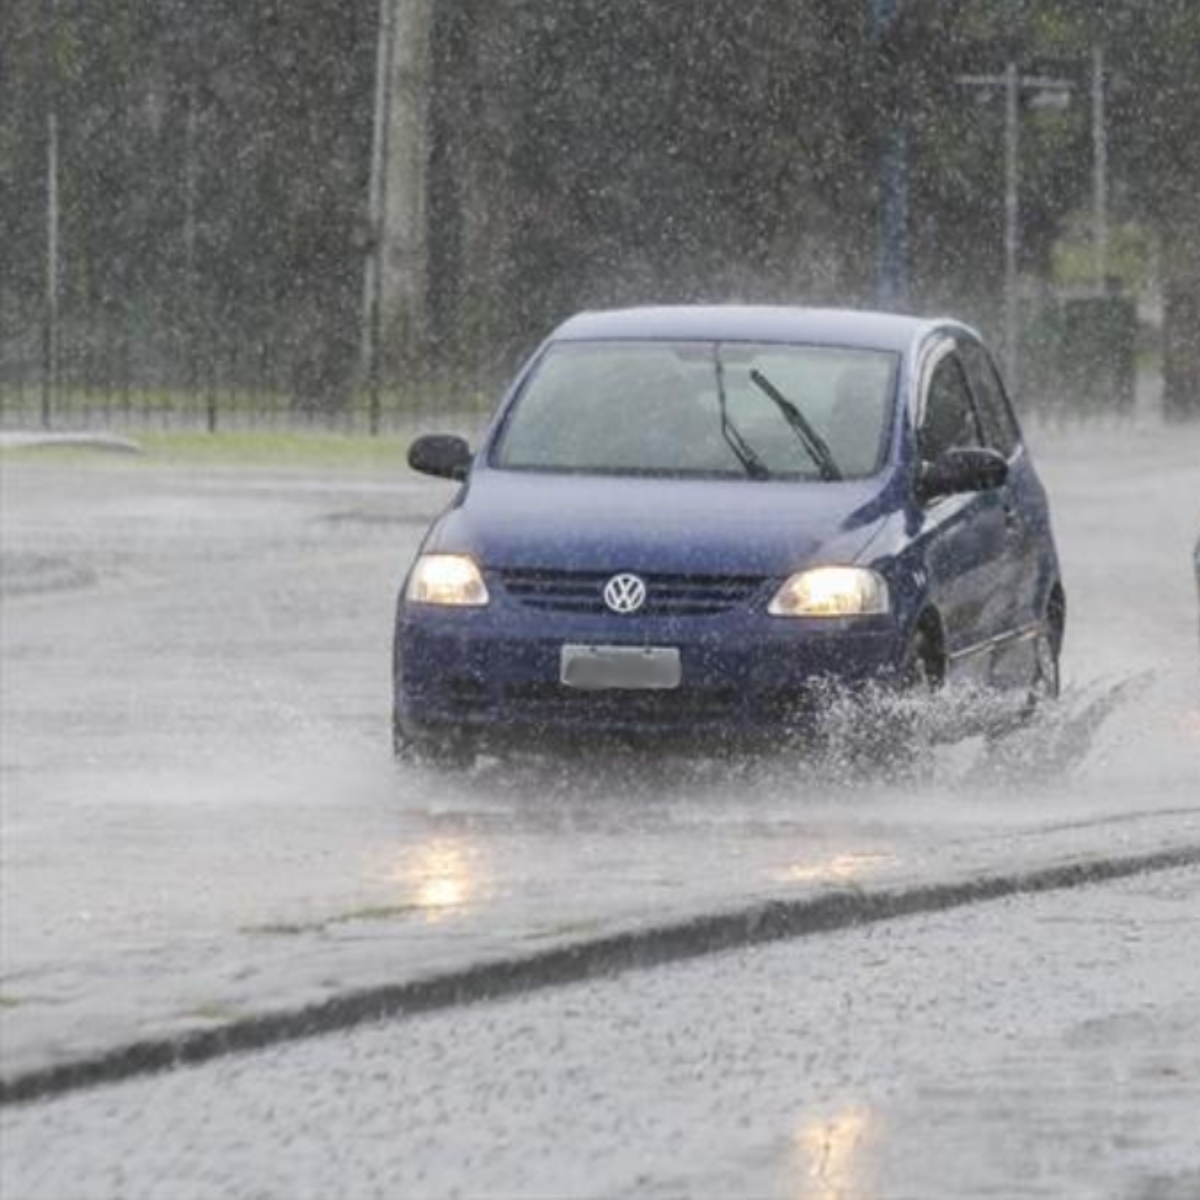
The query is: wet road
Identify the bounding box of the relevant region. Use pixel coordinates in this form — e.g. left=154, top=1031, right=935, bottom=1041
left=4, top=865, right=1199, bottom=1199
left=0, top=425, right=1196, bottom=1076
left=1, top=418, right=1199, bottom=1191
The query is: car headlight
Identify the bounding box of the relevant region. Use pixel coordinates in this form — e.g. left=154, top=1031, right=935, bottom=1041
left=768, top=566, right=889, bottom=618
left=405, top=554, right=490, bottom=607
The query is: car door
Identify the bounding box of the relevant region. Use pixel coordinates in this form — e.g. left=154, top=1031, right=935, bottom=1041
left=958, top=335, right=1043, bottom=686
left=914, top=340, right=1011, bottom=685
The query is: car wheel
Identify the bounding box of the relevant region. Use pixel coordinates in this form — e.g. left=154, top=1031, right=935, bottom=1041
left=1022, top=603, right=1063, bottom=720
left=900, top=626, right=940, bottom=695
left=392, top=716, right=476, bottom=770
left=1029, top=630, right=1061, bottom=702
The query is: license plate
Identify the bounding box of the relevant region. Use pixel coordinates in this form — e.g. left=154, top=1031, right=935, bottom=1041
left=560, top=644, right=682, bottom=691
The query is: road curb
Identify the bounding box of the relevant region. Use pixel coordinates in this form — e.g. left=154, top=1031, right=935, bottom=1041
left=4, top=844, right=1199, bottom=1107
left=0, top=431, right=143, bottom=453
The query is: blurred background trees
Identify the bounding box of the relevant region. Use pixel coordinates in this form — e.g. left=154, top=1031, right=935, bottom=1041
left=1, top=0, right=1196, bottom=423
left=1, top=0, right=374, bottom=413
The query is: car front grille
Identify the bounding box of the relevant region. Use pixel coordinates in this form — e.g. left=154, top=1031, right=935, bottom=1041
left=433, top=678, right=822, bottom=737
left=502, top=682, right=743, bottom=727
left=496, top=569, right=765, bottom=616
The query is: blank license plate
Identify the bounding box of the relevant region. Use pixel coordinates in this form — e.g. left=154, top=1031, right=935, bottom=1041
left=560, top=645, right=682, bottom=691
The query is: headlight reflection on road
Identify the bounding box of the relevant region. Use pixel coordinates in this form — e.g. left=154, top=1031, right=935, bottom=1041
left=387, top=837, right=481, bottom=918
left=792, top=1106, right=873, bottom=1200
left=777, top=852, right=893, bottom=886
left=1182, top=709, right=1200, bottom=740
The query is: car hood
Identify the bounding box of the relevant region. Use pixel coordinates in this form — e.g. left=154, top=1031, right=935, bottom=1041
left=426, top=469, right=894, bottom=577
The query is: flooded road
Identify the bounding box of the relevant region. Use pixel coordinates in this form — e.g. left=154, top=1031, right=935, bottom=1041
left=1, top=419, right=1198, bottom=1089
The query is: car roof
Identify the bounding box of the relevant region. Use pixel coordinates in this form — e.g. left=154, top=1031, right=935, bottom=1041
left=550, top=305, right=960, bottom=354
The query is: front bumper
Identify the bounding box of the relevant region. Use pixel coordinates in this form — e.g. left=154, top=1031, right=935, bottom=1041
left=394, top=598, right=902, bottom=743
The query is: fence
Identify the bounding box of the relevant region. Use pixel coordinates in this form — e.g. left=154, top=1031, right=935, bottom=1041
left=3, top=291, right=1145, bottom=435
left=0, top=301, right=499, bottom=435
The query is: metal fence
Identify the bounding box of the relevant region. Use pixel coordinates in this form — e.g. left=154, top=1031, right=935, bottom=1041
left=0, top=304, right=500, bottom=435
left=2, top=291, right=1144, bottom=435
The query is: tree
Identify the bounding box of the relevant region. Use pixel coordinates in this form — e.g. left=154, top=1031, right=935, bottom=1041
left=425, top=0, right=880, bottom=370
left=1101, top=0, right=1200, bottom=416
left=0, top=0, right=376, bottom=412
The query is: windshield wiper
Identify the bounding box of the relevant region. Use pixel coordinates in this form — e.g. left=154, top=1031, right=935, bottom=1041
left=748, top=369, right=843, bottom=482
left=714, top=350, right=770, bottom=480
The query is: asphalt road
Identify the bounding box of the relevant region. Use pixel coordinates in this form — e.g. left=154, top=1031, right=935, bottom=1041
left=1, top=417, right=1199, bottom=1194
left=4, top=865, right=1199, bottom=1199
left=1, top=426, right=1196, bottom=1074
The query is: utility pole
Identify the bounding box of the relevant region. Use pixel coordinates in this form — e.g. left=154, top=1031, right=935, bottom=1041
left=1092, top=45, right=1108, bottom=288
left=1003, top=62, right=1019, bottom=392
left=42, top=0, right=60, bottom=429
left=871, top=0, right=908, bottom=308
left=361, top=0, right=434, bottom=433
left=362, top=0, right=397, bottom=435
left=44, top=109, right=60, bottom=430
left=183, top=90, right=198, bottom=306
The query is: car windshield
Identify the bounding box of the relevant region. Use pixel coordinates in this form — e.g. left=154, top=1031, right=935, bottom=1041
left=492, top=340, right=897, bottom=480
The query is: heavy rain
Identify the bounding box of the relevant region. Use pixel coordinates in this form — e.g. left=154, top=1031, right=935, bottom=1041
left=2, top=2, right=1199, bottom=1198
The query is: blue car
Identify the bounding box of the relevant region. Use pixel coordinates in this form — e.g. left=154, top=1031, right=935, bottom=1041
left=394, top=306, right=1064, bottom=763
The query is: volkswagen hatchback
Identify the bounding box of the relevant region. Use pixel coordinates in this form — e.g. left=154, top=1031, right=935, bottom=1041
left=393, top=306, right=1064, bottom=763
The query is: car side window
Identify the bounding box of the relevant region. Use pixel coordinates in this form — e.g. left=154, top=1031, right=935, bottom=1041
left=918, top=352, right=983, bottom=462
left=959, top=340, right=1020, bottom=458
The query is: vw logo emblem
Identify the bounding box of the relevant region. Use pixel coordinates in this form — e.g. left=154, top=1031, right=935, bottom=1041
left=603, top=573, right=647, bottom=615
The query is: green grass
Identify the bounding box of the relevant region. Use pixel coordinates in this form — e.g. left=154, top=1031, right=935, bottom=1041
left=0, top=429, right=440, bottom=470
left=1, top=378, right=493, bottom=469
left=137, top=429, right=415, bottom=467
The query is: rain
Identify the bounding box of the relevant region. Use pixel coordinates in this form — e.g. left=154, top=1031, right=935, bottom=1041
left=2, top=2, right=1199, bottom=1197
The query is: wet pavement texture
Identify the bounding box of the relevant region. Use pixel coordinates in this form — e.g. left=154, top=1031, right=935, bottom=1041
left=4, top=866, right=1199, bottom=1199
left=1, top=420, right=1199, bottom=1080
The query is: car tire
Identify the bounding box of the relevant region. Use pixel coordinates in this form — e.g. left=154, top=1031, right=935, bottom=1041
left=900, top=626, right=940, bottom=695
left=1022, top=597, right=1063, bottom=719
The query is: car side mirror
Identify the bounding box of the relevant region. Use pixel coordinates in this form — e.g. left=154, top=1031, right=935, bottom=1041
left=918, top=447, right=1008, bottom=503
left=408, top=434, right=473, bottom=481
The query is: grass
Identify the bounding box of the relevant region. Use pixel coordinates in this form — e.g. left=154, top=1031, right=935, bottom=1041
left=137, top=430, right=416, bottom=467
left=0, top=428, right=474, bottom=470
left=1, top=380, right=493, bottom=469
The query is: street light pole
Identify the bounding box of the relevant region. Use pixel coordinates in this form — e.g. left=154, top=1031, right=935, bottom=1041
left=1003, top=62, right=1020, bottom=391
left=44, top=109, right=60, bottom=430
left=871, top=0, right=908, bottom=308
left=362, top=0, right=397, bottom=436
left=42, top=0, right=60, bottom=429
left=1092, top=45, right=1108, bottom=288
